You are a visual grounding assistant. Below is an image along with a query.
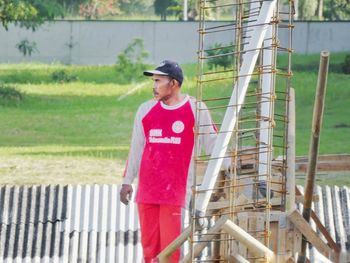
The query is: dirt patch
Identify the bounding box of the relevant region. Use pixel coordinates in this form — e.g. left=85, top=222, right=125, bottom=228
left=0, top=157, right=126, bottom=185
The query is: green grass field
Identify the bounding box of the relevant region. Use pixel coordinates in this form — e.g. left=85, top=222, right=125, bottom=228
left=0, top=53, right=349, bottom=185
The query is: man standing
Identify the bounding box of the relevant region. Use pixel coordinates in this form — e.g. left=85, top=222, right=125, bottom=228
left=120, top=60, right=219, bottom=263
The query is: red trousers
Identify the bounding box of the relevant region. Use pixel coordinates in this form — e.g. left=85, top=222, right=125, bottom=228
left=137, top=203, right=182, bottom=263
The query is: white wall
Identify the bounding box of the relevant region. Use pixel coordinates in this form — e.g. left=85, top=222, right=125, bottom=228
left=0, top=21, right=349, bottom=65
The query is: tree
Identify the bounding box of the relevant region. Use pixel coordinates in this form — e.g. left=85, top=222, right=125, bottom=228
left=187, top=0, right=198, bottom=20
left=297, top=0, right=350, bottom=21
left=299, top=0, right=318, bottom=20
left=316, top=0, right=324, bottom=19
left=154, top=0, right=179, bottom=21
left=324, top=0, right=350, bottom=20
left=0, top=0, right=64, bottom=30
left=115, top=38, right=149, bottom=84
left=205, top=42, right=234, bottom=70
left=58, top=0, right=89, bottom=16
left=119, top=0, right=146, bottom=15
left=79, top=0, right=121, bottom=19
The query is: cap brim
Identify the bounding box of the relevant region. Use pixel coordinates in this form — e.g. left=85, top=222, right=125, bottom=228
left=143, top=70, right=169, bottom=76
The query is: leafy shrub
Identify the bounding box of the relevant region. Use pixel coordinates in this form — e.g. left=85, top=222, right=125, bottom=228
left=0, top=84, right=24, bottom=106
left=205, top=42, right=234, bottom=70
left=51, top=70, right=79, bottom=83
left=115, top=38, right=149, bottom=84
left=342, top=54, right=350, bottom=74
left=16, top=39, right=38, bottom=56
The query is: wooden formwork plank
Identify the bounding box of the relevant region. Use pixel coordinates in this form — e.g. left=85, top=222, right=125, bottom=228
left=277, top=214, right=288, bottom=255
left=296, top=154, right=350, bottom=163
left=255, top=214, right=266, bottom=260
left=237, top=213, right=248, bottom=258
left=275, top=254, right=295, bottom=263
left=296, top=162, right=350, bottom=172
left=287, top=209, right=331, bottom=258
left=227, top=254, right=250, bottom=263
left=207, top=193, right=250, bottom=211
left=295, top=154, right=350, bottom=171
left=292, top=225, right=302, bottom=255
left=247, top=214, right=257, bottom=259
left=270, top=222, right=279, bottom=254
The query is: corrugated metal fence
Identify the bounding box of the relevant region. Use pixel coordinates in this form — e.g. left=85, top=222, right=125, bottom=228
left=1, top=184, right=349, bottom=262
left=0, top=185, right=142, bottom=263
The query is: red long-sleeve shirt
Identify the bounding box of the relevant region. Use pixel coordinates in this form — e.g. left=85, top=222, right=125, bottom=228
left=123, top=95, right=218, bottom=207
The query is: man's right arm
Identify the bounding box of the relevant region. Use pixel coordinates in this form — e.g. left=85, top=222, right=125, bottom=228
left=120, top=105, right=146, bottom=205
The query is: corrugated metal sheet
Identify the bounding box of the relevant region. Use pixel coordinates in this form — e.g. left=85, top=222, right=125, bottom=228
left=1, top=184, right=349, bottom=262
left=0, top=185, right=68, bottom=262
left=67, top=185, right=142, bottom=263
left=0, top=185, right=142, bottom=263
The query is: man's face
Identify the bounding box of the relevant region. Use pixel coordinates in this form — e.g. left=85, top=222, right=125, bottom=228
left=152, top=74, right=175, bottom=101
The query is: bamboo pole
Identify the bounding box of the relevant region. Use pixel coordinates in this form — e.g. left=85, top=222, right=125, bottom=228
left=222, top=219, right=275, bottom=262
left=298, top=51, right=330, bottom=263
left=158, top=227, right=191, bottom=263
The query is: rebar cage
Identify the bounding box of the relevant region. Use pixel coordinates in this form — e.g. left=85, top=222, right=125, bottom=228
left=190, top=0, right=294, bottom=261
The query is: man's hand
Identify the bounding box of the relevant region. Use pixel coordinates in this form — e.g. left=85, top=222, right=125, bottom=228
left=120, top=184, right=133, bottom=205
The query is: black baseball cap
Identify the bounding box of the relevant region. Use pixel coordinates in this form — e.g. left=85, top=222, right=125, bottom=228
left=144, top=60, right=184, bottom=85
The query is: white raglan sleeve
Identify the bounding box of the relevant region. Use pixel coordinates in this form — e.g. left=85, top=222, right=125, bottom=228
left=122, top=105, right=146, bottom=185
left=197, top=101, right=217, bottom=155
